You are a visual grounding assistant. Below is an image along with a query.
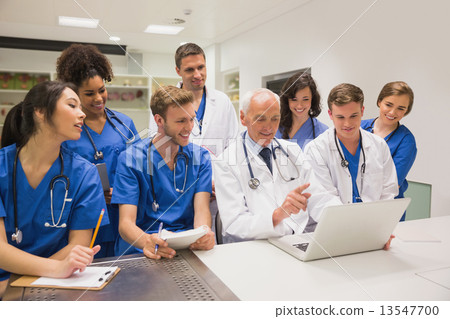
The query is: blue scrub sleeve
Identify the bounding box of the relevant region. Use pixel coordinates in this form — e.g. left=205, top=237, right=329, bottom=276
left=111, top=151, right=142, bottom=206
left=70, top=164, right=109, bottom=230
left=392, top=134, right=417, bottom=185
left=0, top=195, right=5, bottom=218
left=194, top=149, right=212, bottom=194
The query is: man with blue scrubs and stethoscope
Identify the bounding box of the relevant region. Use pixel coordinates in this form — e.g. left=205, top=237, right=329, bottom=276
left=214, top=88, right=342, bottom=243
left=0, top=81, right=108, bottom=298
left=305, top=83, right=398, bottom=205
left=112, top=86, right=215, bottom=259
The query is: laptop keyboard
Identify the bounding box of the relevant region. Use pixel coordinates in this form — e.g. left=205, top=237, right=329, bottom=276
left=293, top=242, right=309, bottom=252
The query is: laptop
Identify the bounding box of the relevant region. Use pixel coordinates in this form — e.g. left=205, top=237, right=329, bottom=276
left=268, top=198, right=411, bottom=262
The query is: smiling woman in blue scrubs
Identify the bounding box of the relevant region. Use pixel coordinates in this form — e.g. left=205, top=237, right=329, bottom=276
left=361, top=81, right=417, bottom=221
left=112, top=86, right=215, bottom=259
left=0, top=81, right=107, bottom=298
left=276, top=72, right=328, bottom=150
left=56, top=44, right=139, bottom=257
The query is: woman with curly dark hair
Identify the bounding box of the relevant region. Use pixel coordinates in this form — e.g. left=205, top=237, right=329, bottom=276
left=56, top=44, right=139, bottom=257
left=275, top=72, right=328, bottom=149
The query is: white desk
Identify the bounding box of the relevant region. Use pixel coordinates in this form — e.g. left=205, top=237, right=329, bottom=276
left=194, top=216, right=450, bottom=301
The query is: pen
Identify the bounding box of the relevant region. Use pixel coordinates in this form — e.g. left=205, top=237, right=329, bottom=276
left=154, top=222, right=163, bottom=255
left=89, top=209, right=105, bottom=249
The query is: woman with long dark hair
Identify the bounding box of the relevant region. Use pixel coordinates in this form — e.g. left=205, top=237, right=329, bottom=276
left=0, top=81, right=107, bottom=298
left=276, top=72, right=328, bottom=149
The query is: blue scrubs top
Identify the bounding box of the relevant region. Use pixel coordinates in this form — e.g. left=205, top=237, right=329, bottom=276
left=0, top=144, right=108, bottom=281
left=111, top=138, right=212, bottom=255
left=361, top=118, right=417, bottom=198
left=276, top=117, right=328, bottom=150
left=340, top=140, right=363, bottom=203
left=63, top=109, right=139, bottom=252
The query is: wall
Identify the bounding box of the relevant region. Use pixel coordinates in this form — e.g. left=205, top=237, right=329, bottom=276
left=218, top=0, right=450, bottom=217
left=0, top=48, right=175, bottom=134
left=0, top=48, right=128, bottom=74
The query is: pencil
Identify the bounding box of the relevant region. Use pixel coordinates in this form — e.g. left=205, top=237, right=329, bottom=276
left=89, top=209, right=105, bottom=248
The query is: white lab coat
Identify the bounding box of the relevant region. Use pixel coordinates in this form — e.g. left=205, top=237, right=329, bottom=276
left=148, top=84, right=239, bottom=157
left=304, top=128, right=398, bottom=204
left=214, top=133, right=342, bottom=243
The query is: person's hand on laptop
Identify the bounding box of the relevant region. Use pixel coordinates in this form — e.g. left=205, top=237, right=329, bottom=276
left=384, top=234, right=395, bottom=250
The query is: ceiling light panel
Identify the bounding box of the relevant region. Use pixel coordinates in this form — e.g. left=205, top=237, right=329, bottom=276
left=58, top=16, right=99, bottom=29
left=144, top=24, right=184, bottom=35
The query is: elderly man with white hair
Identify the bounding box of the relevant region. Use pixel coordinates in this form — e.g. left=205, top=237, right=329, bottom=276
left=214, top=88, right=341, bottom=243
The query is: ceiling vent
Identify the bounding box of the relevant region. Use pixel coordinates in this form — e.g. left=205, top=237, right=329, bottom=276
left=166, top=18, right=186, bottom=25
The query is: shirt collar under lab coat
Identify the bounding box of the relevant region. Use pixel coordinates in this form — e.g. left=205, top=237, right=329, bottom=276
left=242, top=130, right=274, bottom=157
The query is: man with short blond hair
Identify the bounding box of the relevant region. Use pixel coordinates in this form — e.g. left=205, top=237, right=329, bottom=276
left=113, top=86, right=215, bottom=258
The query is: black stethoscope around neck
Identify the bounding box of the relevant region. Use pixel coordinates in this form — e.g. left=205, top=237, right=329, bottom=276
left=334, top=129, right=366, bottom=174
left=367, top=117, right=400, bottom=143
left=310, top=117, right=317, bottom=139
left=148, top=138, right=189, bottom=212
left=243, top=131, right=300, bottom=190
left=12, top=147, right=70, bottom=244
left=85, top=107, right=136, bottom=160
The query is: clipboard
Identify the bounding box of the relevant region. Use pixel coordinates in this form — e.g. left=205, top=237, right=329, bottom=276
left=10, top=266, right=120, bottom=291
left=96, top=163, right=110, bottom=192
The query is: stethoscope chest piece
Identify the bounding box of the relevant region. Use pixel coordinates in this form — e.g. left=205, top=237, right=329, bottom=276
left=152, top=201, right=159, bottom=212
left=11, top=228, right=23, bottom=244
left=341, top=159, right=349, bottom=168
left=94, top=151, right=104, bottom=161
left=248, top=177, right=260, bottom=190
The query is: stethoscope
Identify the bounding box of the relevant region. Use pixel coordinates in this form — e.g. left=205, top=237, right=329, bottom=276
left=310, top=117, right=317, bottom=139
left=334, top=129, right=366, bottom=173
left=191, top=118, right=203, bottom=136
left=367, top=117, right=400, bottom=142
left=85, top=107, right=136, bottom=160
left=12, top=148, right=71, bottom=244
left=334, top=129, right=366, bottom=201
left=148, top=138, right=189, bottom=212
left=242, top=131, right=300, bottom=190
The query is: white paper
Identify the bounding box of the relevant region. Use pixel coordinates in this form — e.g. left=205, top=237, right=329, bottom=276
left=31, top=266, right=117, bottom=288
left=161, top=226, right=208, bottom=250
left=394, top=225, right=441, bottom=242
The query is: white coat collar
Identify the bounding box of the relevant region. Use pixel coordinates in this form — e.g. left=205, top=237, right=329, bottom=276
left=328, top=127, right=372, bottom=151
left=177, top=81, right=217, bottom=103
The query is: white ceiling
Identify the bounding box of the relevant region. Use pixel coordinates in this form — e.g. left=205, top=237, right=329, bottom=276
left=0, top=0, right=310, bottom=54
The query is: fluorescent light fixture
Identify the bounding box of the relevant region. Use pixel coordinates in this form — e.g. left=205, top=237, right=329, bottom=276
left=58, top=16, right=99, bottom=29
left=144, top=24, right=184, bottom=35
left=109, top=36, right=121, bottom=41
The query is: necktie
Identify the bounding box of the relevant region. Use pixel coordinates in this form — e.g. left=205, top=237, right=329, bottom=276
left=259, top=147, right=272, bottom=174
